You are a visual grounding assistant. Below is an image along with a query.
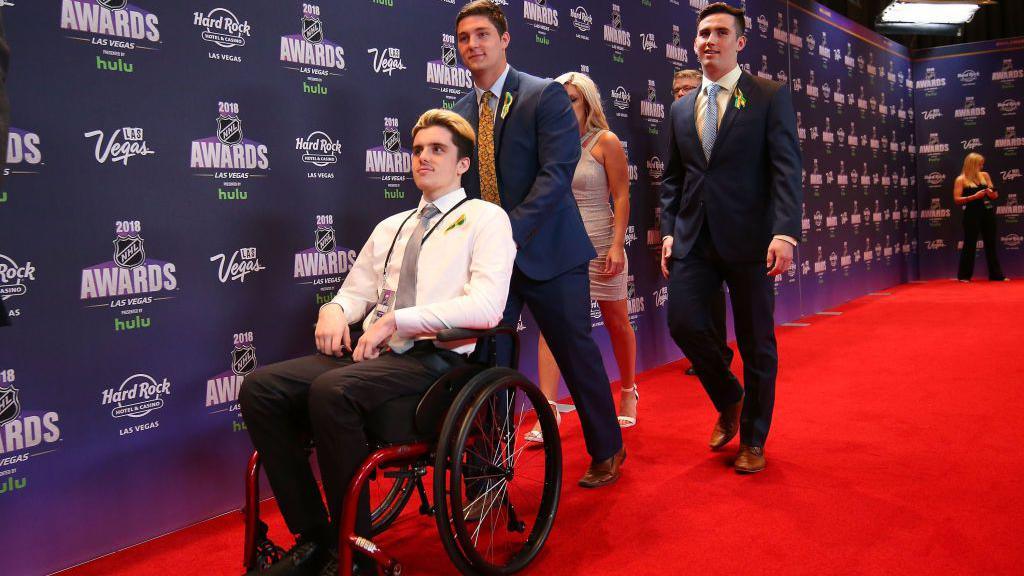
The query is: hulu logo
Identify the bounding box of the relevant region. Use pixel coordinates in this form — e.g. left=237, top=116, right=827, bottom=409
left=384, top=188, right=405, bottom=199
left=371, top=0, right=394, bottom=5
left=0, top=191, right=7, bottom=203
left=303, top=82, right=327, bottom=95
left=315, top=292, right=337, bottom=306
left=442, top=100, right=454, bottom=110
left=96, top=56, right=133, bottom=73
left=233, top=420, right=248, bottom=433
left=218, top=188, right=247, bottom=200
left=115, top=315, right=151, bottom=332
left=0, top=477, right=27, bottom=495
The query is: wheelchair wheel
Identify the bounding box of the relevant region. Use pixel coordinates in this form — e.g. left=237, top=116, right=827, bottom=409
left=370, top=464, right=417, bottom=535
left=434, top=368, right=562, bottom=575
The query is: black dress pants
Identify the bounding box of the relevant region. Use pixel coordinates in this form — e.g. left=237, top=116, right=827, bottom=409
left=957, top=205, right=1005, bottom=281
left=667, top=224, right=779, bottom=447
left=238, top=343, right=459, bottom=541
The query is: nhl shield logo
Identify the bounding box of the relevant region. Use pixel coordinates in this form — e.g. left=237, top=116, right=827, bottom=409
left=383, top=128, right=401, bottom=153
left=231, top=346, right=257, bottom=376
left=647, top=85, right=657, bottom=102
left=672, top=30, right=681, bottom=47
left=0, top=386, right=20, bottom=427
left=302, top=17, right=324, bottom=44
left=217, top=116, right=243, bottom=146
left=315, top=227, right=336, bottom=253
left=611, top=9, right=622, bottom=29
left=98, top=0, right=128, bottom=10
left=442, top=44, right=457, bottom=67
left=113, top=235, right=146, bottom=268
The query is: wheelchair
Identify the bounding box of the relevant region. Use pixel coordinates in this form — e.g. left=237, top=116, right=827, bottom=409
left=242, top=326, right=563, bottom=576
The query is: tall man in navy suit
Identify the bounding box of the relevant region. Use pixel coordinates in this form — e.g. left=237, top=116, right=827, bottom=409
left=452, top=0, right=625, bottom=487
left=660, top=3, right=802, bottom=473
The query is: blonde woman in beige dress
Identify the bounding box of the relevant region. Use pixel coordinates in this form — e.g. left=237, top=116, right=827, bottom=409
left=525, top=72, right=637, bottom=443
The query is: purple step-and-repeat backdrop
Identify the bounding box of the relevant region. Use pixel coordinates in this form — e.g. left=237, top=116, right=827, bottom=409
left=0, top=1, right=921, bottom=574
left=913, top=37, right=1024, bottom=279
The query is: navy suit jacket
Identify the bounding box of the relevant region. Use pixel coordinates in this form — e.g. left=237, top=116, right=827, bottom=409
left=454, top=66, right=596, bottom=281
left=660, top=71, right=802, bottom=262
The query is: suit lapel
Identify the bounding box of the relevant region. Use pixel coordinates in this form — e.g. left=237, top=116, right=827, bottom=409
left=683, top=90, right=704, bottom=167
left=492, top=67, right=520, bottom=159
left=708, top=72, right=750, bottom=163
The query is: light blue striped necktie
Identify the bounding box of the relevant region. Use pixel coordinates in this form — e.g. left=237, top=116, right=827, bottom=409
left=702, top=83, right=721, bottom=161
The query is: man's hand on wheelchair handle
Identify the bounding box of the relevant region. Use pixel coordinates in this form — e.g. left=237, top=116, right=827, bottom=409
left=316, top=303, right=352, bottom=356
left=353, top=312, right=397, bottom=362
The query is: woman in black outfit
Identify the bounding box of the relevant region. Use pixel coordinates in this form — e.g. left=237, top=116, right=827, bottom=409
left=953, top=153, right=1007, bottom=282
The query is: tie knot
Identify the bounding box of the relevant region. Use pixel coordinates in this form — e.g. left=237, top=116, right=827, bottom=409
left=480, top=91, right=492, bottom=108
left=420, top=204, right=440, bottom=221
left=707, top=83, right=721, bottom=97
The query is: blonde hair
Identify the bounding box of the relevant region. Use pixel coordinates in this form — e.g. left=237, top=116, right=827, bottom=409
left=554, top=72, right=610, bottom=133
left=411, top=109, right=476, bottom=159
left=961, top=152, right=984, bottom=186
left=674, top=69, right=702, bottom=83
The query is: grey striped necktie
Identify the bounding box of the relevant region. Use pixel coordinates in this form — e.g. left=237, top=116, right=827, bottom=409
left=702, top=83, right=721, bottom=161
left=394, top=203, right=440, bottom=311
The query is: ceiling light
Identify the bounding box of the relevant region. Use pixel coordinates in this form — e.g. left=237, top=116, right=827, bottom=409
left=879, top=2, right=980, bottom=25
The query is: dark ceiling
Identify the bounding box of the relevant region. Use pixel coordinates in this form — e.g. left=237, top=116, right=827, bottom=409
left=814, top=0, right=1024, bottom=50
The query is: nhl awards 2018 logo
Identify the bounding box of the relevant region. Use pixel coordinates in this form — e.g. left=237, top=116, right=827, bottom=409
left=60, top=0, right=160, bottom=73
left=0, top=369, right=63, bottom=473
left=603, top=4, right=631, bottom=58
left=191, top=101, right=270, bottom=199
left=366, top=117, right=412, bottom=199
left=640, top=80, right=664, bottom=128
left=195, top=7, right=251, bottom=63
left=5, top=127, right=43, bottom=192
left=916, top=67, right=946, bottom=91
left=296, top=130, right=342, bottom=178
left=993, top=58, right=1023, bottom=83
left=280, top=3, right=345, bottom=95
left=995, top=125, right=1023, bottom=151
left=294, top=215, right=357, bottom=286
left=80, top=221, right=177, bottom=326
left=523, top=0, right=559, bottom=44
left=666, top=25, right=687, bottom=64
left=206, top=332, right=257, bottom=422
left=426, top=33, right=473, bottom=105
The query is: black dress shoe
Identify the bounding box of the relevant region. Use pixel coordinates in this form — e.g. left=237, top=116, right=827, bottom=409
left=246, top=538, right=327, bottom=576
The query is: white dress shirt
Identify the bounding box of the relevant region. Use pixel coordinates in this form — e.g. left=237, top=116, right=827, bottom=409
left=693, top=65, right=797, bottom=247
left=473, top=63, right=511, bottom=120
left=328, top=187, right=516, bottom=355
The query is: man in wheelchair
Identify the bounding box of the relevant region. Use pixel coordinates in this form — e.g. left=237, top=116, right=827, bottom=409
left=239, top=109, right=516, bottom=576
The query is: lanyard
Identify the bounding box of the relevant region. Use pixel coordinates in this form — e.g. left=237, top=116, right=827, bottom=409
left=382, top=196, right=471, bottom=274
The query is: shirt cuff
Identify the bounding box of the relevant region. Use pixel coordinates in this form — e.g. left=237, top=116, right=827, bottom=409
left=773, top=235, right=798, bottom=246
left=392, top=307, right=416, bottom=338
left=320, top=300, right=348, bottom=319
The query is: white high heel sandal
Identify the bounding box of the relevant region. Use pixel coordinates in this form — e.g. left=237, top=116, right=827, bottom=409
left=523, top=400, right=561, bottom=444
left=617, top=385, right=640, bottom=428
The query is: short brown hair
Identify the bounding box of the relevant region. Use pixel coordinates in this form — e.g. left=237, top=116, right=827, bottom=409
left=673, top=69, right=702, bottom=83
left=697, top=2, right=745, bottom=37
left=456, top=0, right=508, bottom=36
left=412, top=109, right=476, bottom=160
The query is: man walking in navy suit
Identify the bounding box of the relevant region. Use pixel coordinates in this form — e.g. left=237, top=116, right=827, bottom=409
left=660, top=2, right=802, bottom=473
left=452, top=0, right=625, bottom=487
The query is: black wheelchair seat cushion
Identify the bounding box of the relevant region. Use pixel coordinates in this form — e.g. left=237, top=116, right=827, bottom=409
left=364, top=363, right=487, bottom=446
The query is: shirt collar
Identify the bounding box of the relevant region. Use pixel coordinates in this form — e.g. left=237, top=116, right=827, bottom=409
left=474, top=64, right=511, bottom=103
left=701, top=65, right=742, bottom=95
left=419, top=187, right=466, bottom=215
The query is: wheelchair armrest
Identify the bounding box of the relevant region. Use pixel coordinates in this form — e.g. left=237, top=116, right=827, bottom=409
left=435, top=326, right=517, bottom=342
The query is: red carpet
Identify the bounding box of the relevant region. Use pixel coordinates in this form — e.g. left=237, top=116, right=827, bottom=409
left=60, top=280, right=1024, bottom=576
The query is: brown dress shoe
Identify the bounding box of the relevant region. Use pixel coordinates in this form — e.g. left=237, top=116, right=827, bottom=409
left=709, top=400, right=742, bottom=450
left=734, top=445, right=766, bottom=473
left=578, top=447, right=627, bottom=488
